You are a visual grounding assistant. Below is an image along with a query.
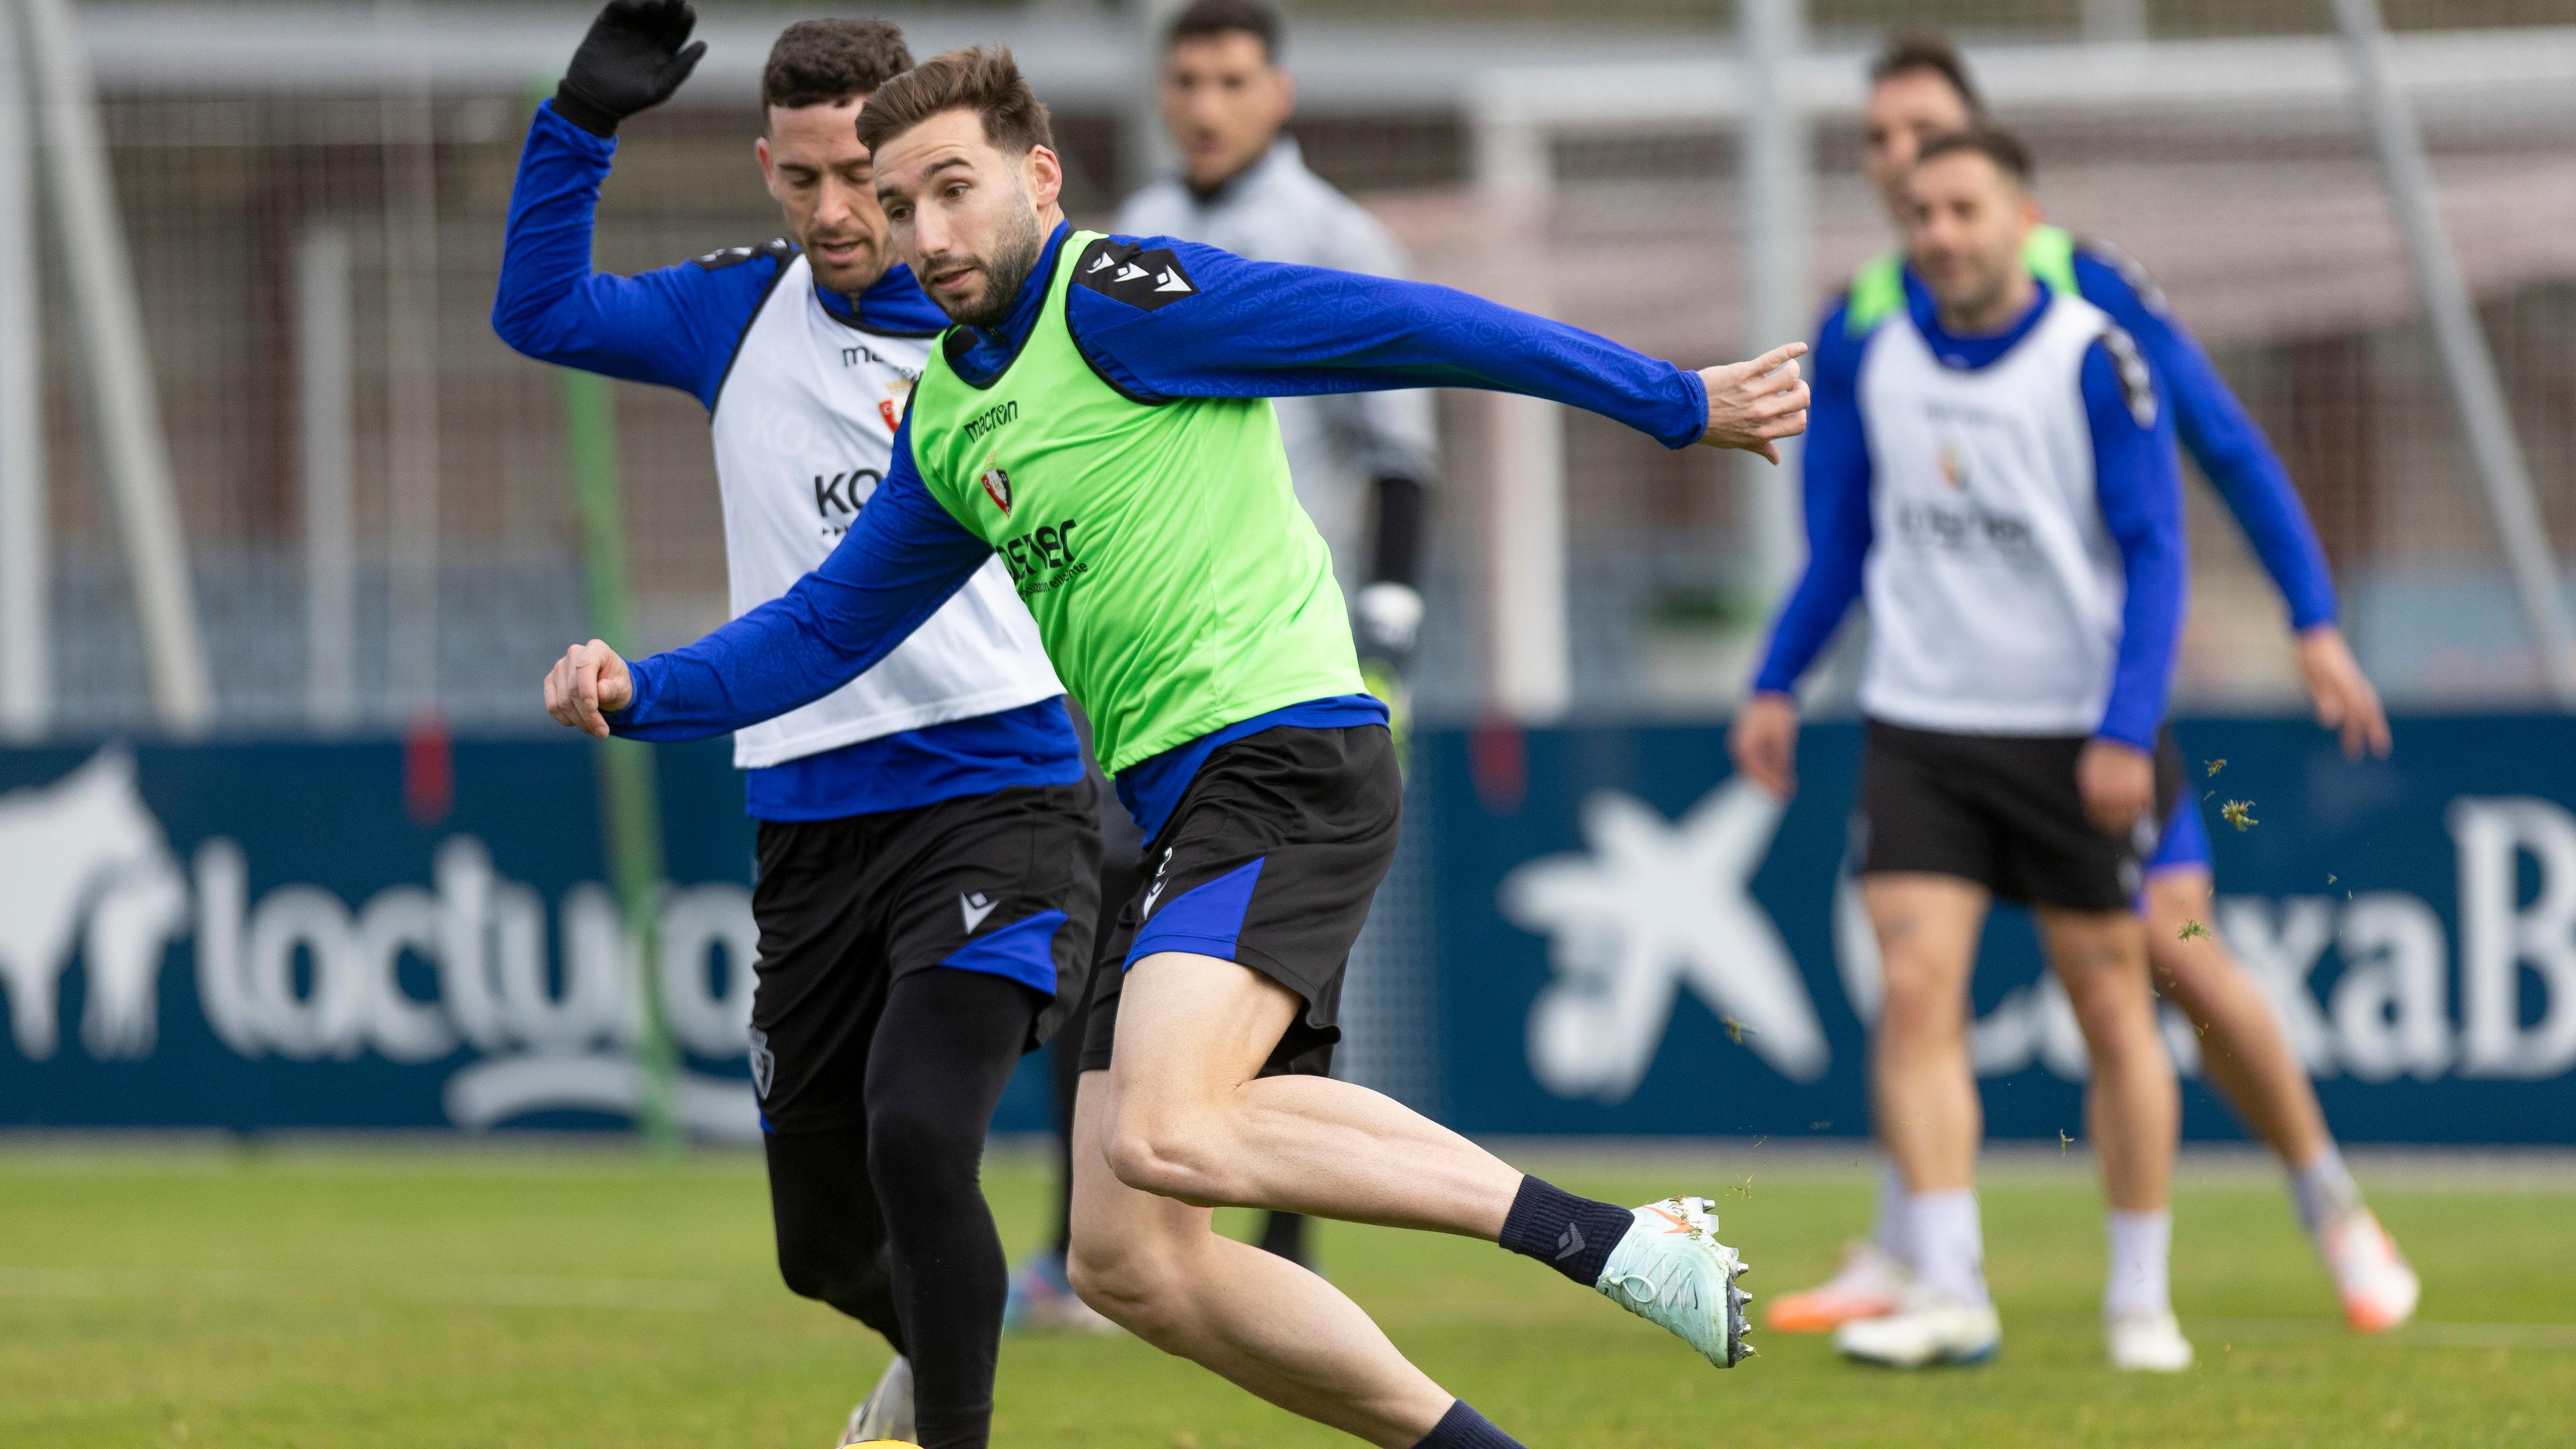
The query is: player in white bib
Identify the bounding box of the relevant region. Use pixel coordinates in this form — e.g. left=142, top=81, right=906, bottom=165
left=1760, top=33, right=2416, bottom=1346
left=494, top=8, right=1098, bottom=1444
left=1735, top=128, right=2194, bottom=1372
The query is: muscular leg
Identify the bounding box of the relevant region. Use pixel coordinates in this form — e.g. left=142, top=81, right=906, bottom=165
left=2038, top=907, right=2177, bottom=1214
left=1092, top=953, right=1523, bottom=1232
left=2141, top=868, right=2331, bottom=1170
left=1864, top=875, right=1991, bottom=1195
left=862, top=969, right=1042, bottom=1449
left=1067, top=1067, right=1457, bottom=1447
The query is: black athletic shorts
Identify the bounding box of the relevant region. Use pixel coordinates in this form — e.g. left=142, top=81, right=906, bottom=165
left=748, top=779, right=1102, bottom=1134
left=1852, top=718, right=2184, bottom=912
left=1079, top=724, right=1401, bottom=1079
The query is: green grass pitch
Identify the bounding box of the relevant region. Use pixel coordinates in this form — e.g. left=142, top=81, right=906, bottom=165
left=3, top=1143, right=2569, bottom=1446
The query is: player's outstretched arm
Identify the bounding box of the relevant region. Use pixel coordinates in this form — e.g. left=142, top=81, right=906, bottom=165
left=538, top=431, right=995, bottom=741
left=1065, top=235, right=1806, bottom=454
left=492, top=0, right=765, bottom=406
left=2074, top=247, right=2387, bottom=755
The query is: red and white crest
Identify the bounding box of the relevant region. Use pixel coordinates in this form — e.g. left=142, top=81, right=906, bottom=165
left=979, top=464, right=1013, bottom=515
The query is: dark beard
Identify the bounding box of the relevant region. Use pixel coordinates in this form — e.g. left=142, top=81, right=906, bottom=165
left=943, top=191, right=1046, bottom=331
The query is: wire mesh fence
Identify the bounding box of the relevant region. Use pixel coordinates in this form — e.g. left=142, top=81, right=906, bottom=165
left=10, top=1, right=2576, bottom=733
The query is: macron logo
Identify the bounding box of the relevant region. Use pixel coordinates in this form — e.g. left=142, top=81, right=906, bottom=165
left=1554, top=1223, right=1587, bottom=1260
left=1088, top=252, right=1115, bottom=273
left=1154, top=267, right=1193, bottom=294
left=960, top=892, right=998, bottom=933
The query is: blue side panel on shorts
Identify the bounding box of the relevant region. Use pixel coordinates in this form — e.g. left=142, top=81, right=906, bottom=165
left=939, top=909, right=1069, bottom=996
left=2149, top=792, right=2212, bottom=875
left=1126, top=857, right=1267, bottom=969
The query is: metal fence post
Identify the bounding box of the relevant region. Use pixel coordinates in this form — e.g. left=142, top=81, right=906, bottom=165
left=0, top=0, right=48, bottom=739
left=21, top=0, right=213, bottom=733
left=1738, top=0, right=1810, bottom=608
left=2330, top=0, right=2576, bottom=704
left=299, top=224, right=358, bottom=732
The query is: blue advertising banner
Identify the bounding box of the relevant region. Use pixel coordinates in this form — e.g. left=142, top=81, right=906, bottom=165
left=0, top=739, right=1061, bottom=1138
left=1421, top=716, right=2576, bottom=1144
left=10, top=716, right=2576, bottom=1144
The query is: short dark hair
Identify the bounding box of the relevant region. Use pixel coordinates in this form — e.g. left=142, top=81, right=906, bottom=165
left=761, top=19, right=913, bottom=113
left=1916, top=126, right=2033, bottom=184
left=1869, top=31, right=1986, bottom=121
left=1167, top=0, right=1282, bottom=62
left=853, top=45, right=1054, bottom=158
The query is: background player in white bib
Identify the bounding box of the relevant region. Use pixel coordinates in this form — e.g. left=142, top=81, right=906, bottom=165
left=493, top=8, right=1101, bottom=1444
left=1735, top=127, right=2194, bottom=1372
left=1756, top=33, right=2415, bottom=1343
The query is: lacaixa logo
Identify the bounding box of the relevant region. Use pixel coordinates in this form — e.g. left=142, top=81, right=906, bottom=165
left=980, top=464, right=1013, bottom=515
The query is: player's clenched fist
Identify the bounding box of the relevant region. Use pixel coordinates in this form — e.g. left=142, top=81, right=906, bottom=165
left=1699, top=341, right=1812, bottom=464
left=543, top=639, right=634, bottom=738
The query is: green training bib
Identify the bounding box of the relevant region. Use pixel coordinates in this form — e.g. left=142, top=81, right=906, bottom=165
left=906, top=231, right=1365, bottom=774
left=1845, top=223, right=2079, bottom=336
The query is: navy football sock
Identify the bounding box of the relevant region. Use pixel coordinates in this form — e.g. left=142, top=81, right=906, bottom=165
left=1412, top=1399, right=1524, bottom=1448
left=1497, top=1175, right=1631, bottom=1286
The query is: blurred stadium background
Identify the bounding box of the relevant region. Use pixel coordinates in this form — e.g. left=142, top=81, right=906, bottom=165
left=11, top=0, right=2576, bottom=733
left=5, top=3, right=2576, bottom=1442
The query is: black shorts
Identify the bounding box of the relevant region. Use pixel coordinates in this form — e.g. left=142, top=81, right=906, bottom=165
left=748, top=779, right=1102, bottom=1134
left=1853, top=718, right=2184, bottom=912
left=1079, top=724, right=1401, bottom=1079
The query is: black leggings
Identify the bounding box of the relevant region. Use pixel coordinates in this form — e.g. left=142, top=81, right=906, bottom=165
left=765, top=967, right=1038, bottom=1449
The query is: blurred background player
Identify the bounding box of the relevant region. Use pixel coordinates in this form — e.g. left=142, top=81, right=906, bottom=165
left=1733, top=127, right=2192, bottom=1371
left=1761, top=32, right=2417, bottom=1342
left=493, top=7, right=1104, bottom=1444
left=1008, top=0, right=1446, bottom=1318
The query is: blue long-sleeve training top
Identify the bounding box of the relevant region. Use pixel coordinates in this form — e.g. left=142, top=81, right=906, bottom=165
left=1752, top=277, right=2186, bottom=749
left=492, top=101, right=1078, bottom=822
left=610, top=219, right=1714, bottom=826
left=2066, top=246, right=2337, bottom=631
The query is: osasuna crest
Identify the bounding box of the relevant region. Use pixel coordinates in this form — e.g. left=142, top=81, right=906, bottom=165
left=879, top=376, right=914, bottom=433
left=980, top=464, right=1013, bottom=515
left=747, top=1026, right=775, bottom=1099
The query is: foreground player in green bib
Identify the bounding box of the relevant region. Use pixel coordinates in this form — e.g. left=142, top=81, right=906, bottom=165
left=544, top=46, right=1807, bottom=1448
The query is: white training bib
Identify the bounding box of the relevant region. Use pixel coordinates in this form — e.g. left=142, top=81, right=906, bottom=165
left=708, top=253, right=1062, bottom=769
left=1855, top=290, right=2137, bottom=737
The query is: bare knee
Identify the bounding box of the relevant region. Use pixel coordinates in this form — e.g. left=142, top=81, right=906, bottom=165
left=2057, top=953, right=2163, bottom=1069
left=1878, top=949, right=1968, bottom=1043
left=1101, top=1096, right=1238, bottom=1205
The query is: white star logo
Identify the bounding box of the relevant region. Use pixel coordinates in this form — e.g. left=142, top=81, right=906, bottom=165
left=1500, top=779, right=1829, bottom=1101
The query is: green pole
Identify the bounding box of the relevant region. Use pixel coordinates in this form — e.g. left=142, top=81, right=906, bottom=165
left=561, top=345, right=684, bottom=1153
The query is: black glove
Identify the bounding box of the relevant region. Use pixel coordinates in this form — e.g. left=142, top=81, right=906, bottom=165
left=553, top=0, right=706, bottom=138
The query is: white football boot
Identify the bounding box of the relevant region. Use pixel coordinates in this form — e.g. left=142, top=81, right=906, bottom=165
left=841, top=1354, right=915, bottom=1446
left=2105, top=1307, right=2195, bottom=1373
left=1833, top=1291, right=2001, bottom=1368
left=1593, top=1196, right=1754, bottom=1367
left=1766, top=1239, right=1915, bottom=1334
left=2321, top=1209, right=2420, bottom=1334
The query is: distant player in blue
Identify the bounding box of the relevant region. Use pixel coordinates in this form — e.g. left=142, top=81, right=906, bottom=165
left=492, top=8, right=1103, bottom=1445
left=1752, top=33, right=2416, bottom=1346
left=1736, top=126, right=2194, bottom=1373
